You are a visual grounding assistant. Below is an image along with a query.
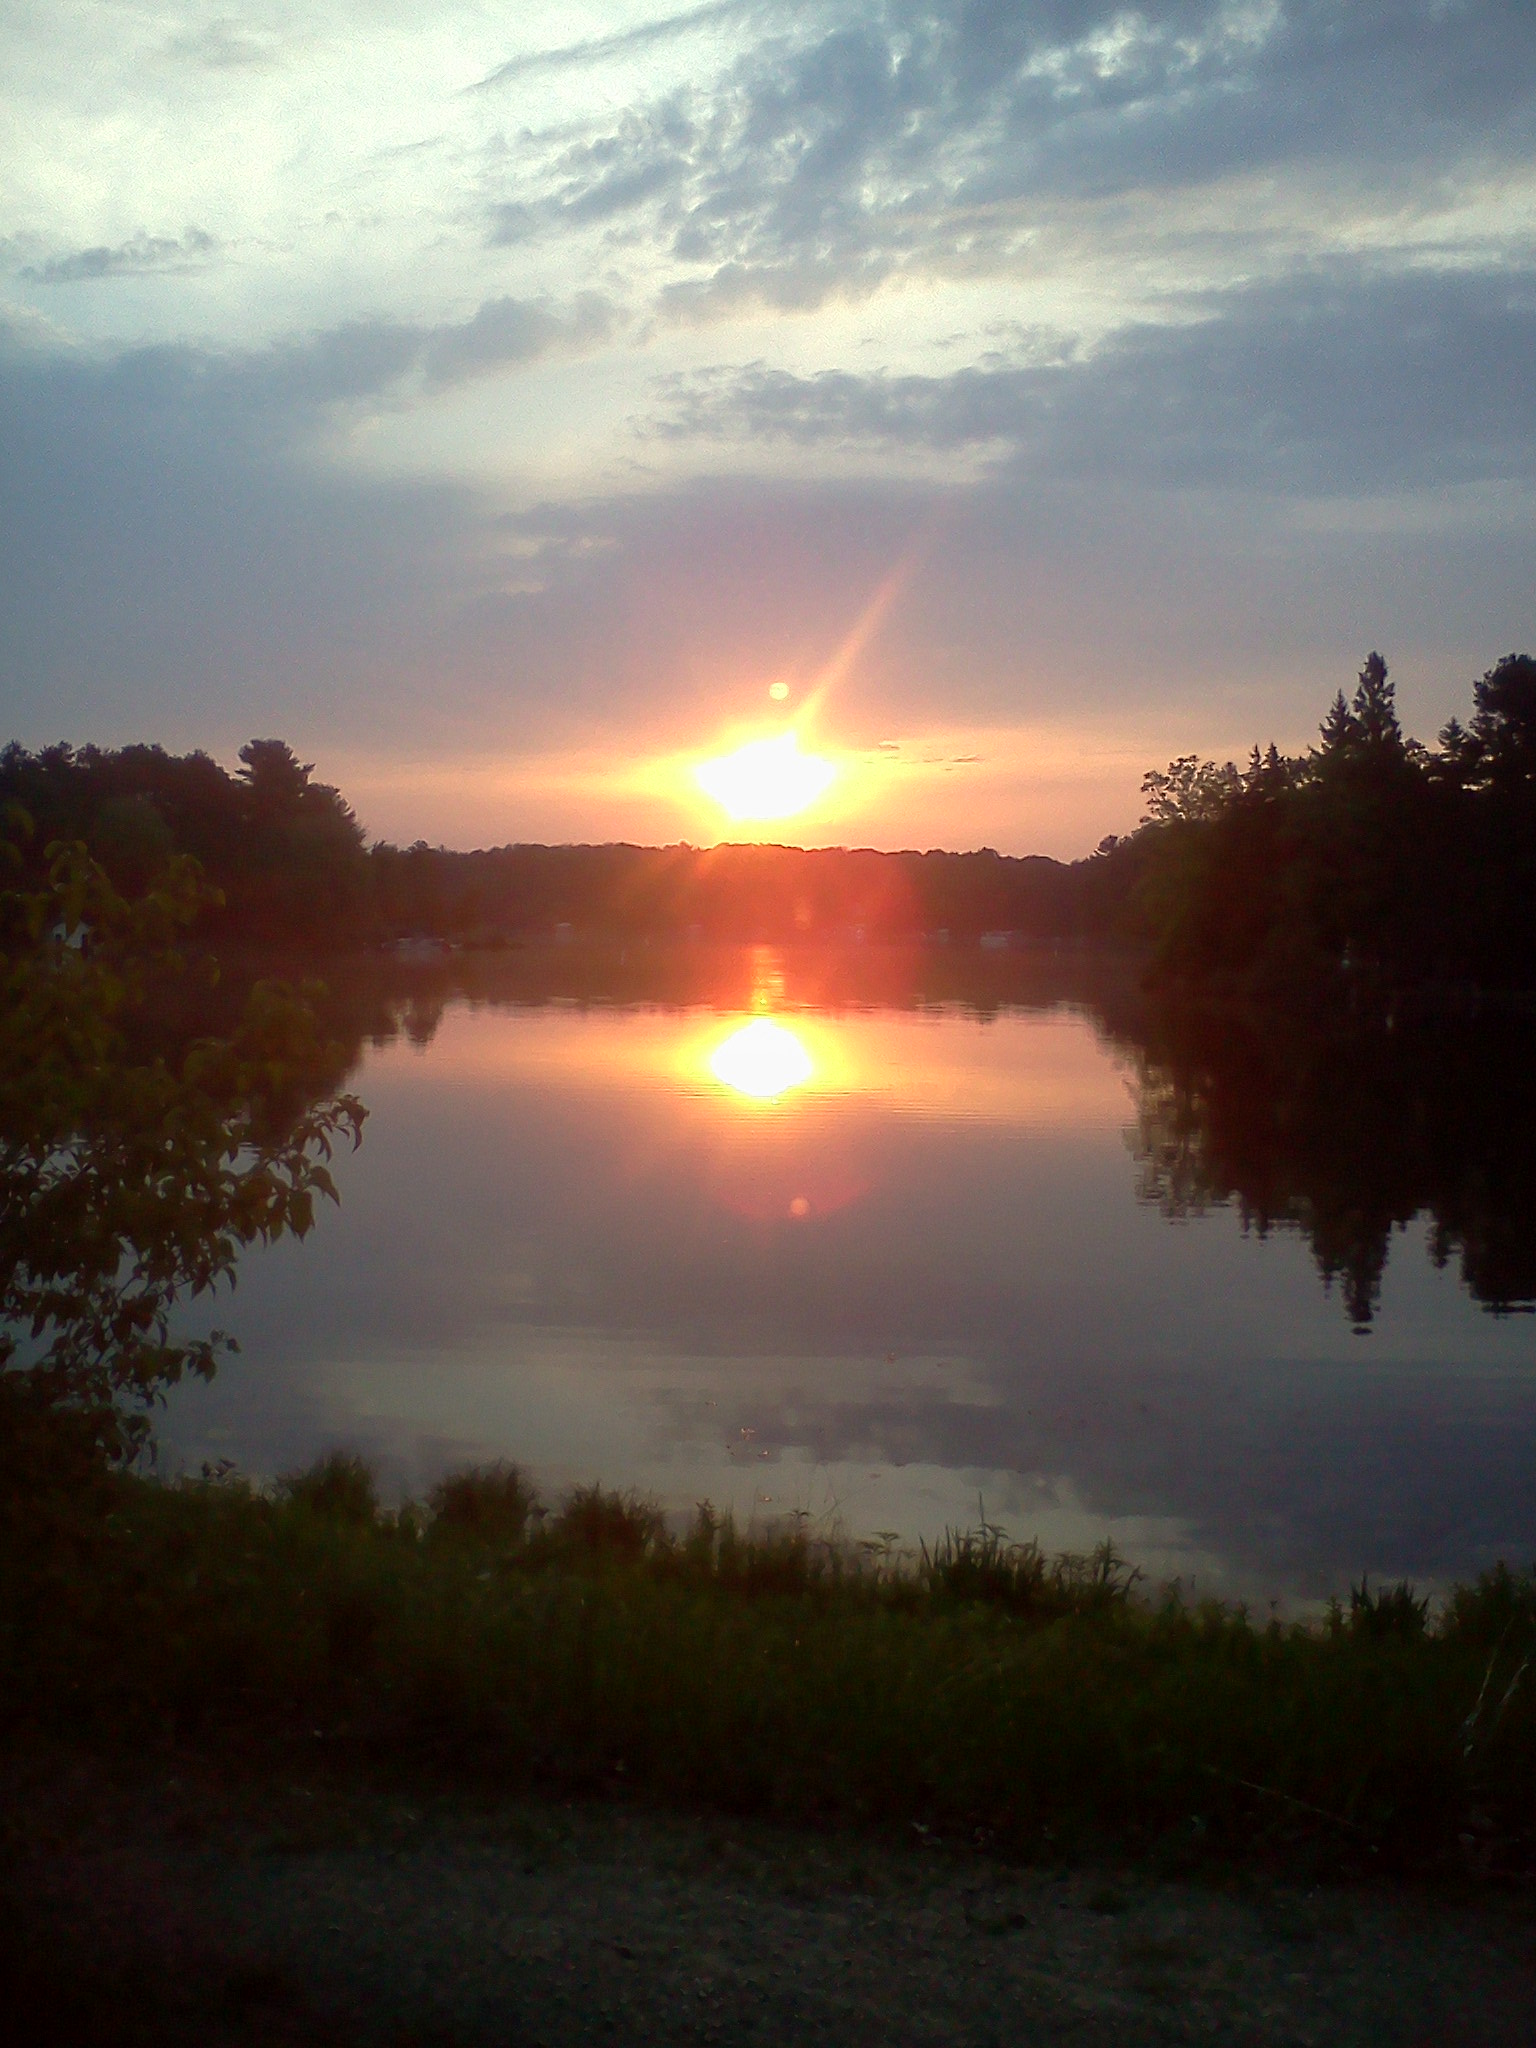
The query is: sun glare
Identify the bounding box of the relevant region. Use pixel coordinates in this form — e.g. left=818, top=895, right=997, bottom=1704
left=695, top=732, right=836, bottom=823
left=708, top=1018, right=814, bottom=1100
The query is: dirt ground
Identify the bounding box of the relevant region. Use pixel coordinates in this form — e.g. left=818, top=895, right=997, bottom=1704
left=4, top=1746, right=1533, bottom=2047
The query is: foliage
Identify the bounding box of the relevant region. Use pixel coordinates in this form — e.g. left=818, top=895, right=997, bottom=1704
left=1130, top=649, right=1536, bottom=996
left=920, top=1521, right=1142, bottom=1620
left=1340, top=1578, right=1430, bottom=1642
left=0, top=738, right=368, bottom=947
left=427, top=1462, right=541, bottom=1547
left=3, top=1459, right=1533, bottom=1876
left=0, top=831, right=364, bottom=1457
left=547, top=1483, right=667, bottom=1561
left=279, top=1451, right=380, bottom=1525
left=1139, top=754, right=1244, bottom=827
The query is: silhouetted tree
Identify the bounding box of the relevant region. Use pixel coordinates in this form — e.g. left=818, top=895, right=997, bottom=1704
left=0, top=739, right=368, bottom=948
left=1316, top=688, right=1360, bottom=756
left=1348, top=651, right=1404, bottom=756
left=1131, top=649, right=1536, bottom=998
left=1470, top=653, right=1536, bottom=789
left=238, top=738, right=317, bottom=815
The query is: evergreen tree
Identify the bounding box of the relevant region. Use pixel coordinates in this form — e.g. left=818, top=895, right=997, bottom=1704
left=1316, top=689, right=1360, bottom=755
left=1470, top=653, right=1536, bottom=788
left=1350, top=651, right=1403, bottom=754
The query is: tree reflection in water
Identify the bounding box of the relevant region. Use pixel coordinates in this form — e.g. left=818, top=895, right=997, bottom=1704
left=1126, top=1000, right=1536, bottom=1330
left=292, top=944, right=1536, bottom=1336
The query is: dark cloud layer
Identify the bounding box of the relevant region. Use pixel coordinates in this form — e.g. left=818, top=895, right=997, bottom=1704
left=652, top=266, right=1536, bottom=495
left=486, top=2, right=1536, bottom=310
left=0, top=321, right=482, bottom=746
left=2, top=264, right=1532, bottom=774
left=0, top=291, right=616, bottom=465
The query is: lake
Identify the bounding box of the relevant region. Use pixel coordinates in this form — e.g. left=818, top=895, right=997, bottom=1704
left=161, top=945, right=1536, bottom=1603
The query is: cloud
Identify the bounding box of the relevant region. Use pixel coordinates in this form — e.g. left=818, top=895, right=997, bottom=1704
left=477, top=2, right=1536, bottom=311
left=418, top=291, right=615, bottom=388
left=1, top=249, right=1531, bottom=851
left=0, top=318, right=488, bottom=745
left=648, top=265, right=1536, bottom=495
left=470, top=0, right=755, bottom=91
left=0, top=293, right=613, bottom=750
left=165, top=18, right=281, bottom=70
left=17, top=290, right=621, bottom=458
left=256, top=292, right=616, bottom=414
left=20, top=228, right=220, bottom=285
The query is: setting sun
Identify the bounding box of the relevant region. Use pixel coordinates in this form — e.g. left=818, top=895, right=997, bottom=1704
left=708, top=1018, right=815, bottom=1100
left=695, top=733, right=837, bottom=823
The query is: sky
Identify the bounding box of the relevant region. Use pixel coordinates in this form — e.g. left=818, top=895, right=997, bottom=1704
left=2, top=0, right=1534, bottom=856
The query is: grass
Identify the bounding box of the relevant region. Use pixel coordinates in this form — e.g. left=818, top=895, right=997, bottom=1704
left=2, top=1446, right=1533, bottom=1876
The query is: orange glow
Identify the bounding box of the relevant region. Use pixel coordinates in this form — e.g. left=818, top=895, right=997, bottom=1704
left=694, top=732, right=837, bottom=823
left=385, top=999, right=1125, bottom=1129
left=708, top=1018, right=814, bottom=1099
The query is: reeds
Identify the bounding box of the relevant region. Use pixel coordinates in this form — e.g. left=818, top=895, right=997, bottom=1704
left=3, top=1449, right=1533, bottom=1874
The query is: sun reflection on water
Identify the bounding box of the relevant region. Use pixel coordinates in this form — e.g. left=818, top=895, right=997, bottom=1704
left=708, top=1018, right=815, bottom=1100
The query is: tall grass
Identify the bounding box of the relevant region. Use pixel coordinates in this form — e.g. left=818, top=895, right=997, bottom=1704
left=2, top=1449, right=1533, bottom=1875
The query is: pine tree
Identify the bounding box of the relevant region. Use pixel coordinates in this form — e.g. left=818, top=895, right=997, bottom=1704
left=1470, top=653, right=1536, bottom=786
left=1350, top=651, right=1402, bottom=753
left=1317, top=689, right=1359, bottom=754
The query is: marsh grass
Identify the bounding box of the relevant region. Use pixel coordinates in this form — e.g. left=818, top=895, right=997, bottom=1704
left=278, top=1449, right=379, bottom=1525
left=3, top=1447, right=1534, bottom=1875
left=428, top=1462, right=540, bottom=1548
left=919, top=1518, right=1143, bottom=1619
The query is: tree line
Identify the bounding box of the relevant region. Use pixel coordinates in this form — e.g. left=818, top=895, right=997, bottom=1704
left=4, top=648, right=1533, bottom=987
left=0, top=737, right=368, bottom=948
left=1119, top=651, right=1536, bottom=998
left=0, top=738, right=1116, bottom=947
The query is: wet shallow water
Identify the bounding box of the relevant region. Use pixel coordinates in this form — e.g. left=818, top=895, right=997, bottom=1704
left=161, top=948, right=1536, bottom=1602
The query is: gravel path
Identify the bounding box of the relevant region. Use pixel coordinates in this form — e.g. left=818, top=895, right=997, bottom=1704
left=5, top=1747, right=1533, bottom=2045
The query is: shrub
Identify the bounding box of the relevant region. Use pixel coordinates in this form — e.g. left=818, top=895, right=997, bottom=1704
left=547, top=1484, right=666, bottom=1561
left=428, top=1463, right=539, bottom=1546
left=1345, top=1577, right=1430, bottom=1642
left=279, top=1450, right=379, bottom=1525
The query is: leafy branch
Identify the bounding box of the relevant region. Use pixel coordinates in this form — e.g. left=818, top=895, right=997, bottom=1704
left=1, top=833, right=364, bottom=1455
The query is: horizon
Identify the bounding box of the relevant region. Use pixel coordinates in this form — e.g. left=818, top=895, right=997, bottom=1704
left=3, top=4, right=1533, bottom=856
left=6, top=668, right=1512, bottom=866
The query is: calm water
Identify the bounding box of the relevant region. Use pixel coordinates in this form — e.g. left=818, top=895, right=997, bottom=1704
left=161, top=948, right=1536, bottom=1602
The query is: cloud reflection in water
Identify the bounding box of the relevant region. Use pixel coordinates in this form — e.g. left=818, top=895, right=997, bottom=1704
left=156, top=956, right=1536, bottom=1601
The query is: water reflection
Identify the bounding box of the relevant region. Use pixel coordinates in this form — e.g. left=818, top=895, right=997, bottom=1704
left=708, top=1018, right=814, bottom=1100
left=158, top=946, right=1536, bottom=1600
left=240, top=946, right=1536, bottom=1331
left=1123, top=1000, right=1536, bottom=1330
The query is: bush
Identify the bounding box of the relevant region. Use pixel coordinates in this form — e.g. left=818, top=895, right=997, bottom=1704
left=428, top=1463, right=538, bottom=1546
left=1346, top=1577, right=1429, bottom=1642
left=279, top=1451, right=379, bottom=1525
left=547, top=1484, right=666, bottom=1562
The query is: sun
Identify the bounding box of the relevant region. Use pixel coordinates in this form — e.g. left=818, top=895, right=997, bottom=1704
left=694, top=732, right=837, bottom=823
